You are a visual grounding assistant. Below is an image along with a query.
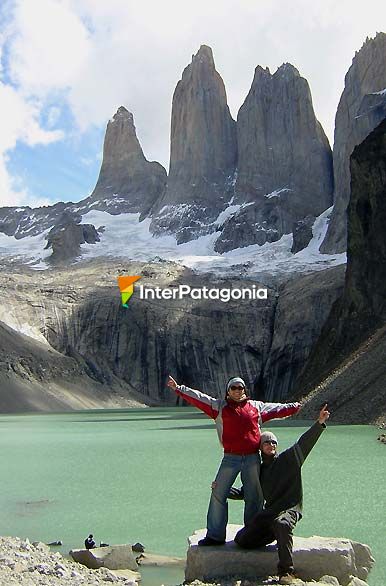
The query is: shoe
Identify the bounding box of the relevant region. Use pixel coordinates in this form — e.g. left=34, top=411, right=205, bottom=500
left=197, top=536, right=225, bottom=546
left=228, top=486, right=244, bottom=500
left=278, top=573, right=297, bottom=585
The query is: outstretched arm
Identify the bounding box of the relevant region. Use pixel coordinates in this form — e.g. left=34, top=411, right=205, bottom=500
left=294, top=404, right=330, bottom=464
left=167, top=375, right=220, bottom=419
left=258, top=400, right=301, bottom=423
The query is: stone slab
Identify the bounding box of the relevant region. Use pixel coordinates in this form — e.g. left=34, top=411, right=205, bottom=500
left=70, top=544, right=138, bottom=571
left=186, top=526, right=374, bottom=586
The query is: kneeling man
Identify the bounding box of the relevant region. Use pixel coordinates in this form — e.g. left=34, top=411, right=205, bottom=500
left=234, top=404, right=330, bottom=585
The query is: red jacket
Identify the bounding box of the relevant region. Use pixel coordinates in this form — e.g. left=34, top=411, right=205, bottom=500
left=176, top=385, right=300, bottom=454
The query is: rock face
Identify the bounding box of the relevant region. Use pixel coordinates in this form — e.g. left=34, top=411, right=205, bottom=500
left=150, top=45, right=237, bottom=243
left=295, top=323, right=386, bottom=424
left=263, top=266, right=345, bottom=401
left=186, top=526, right=374, bottom=585
left=0, top=319, right=146, bottom=412
left=291, top=216, right=316, bottom=254
left=0, top=256, right=348, bottom=413
left=50, top=269, right=276, bottom=404
left=295, top=119, right=386, bottom=422
left=90, top=106, right=167, bottom=217
left=321, top=32, right=386, bottom=253
left=214, top=64, right=333, bottom=253
left=45, top=212, right=100, bottom=264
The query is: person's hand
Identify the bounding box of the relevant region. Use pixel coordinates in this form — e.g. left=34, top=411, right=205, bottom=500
left=318, top=403, right=330, bottom=424
left=167, top=375, right=178, bottom=390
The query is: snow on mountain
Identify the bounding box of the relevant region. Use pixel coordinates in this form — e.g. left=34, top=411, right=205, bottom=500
left=0, top=207, right=345, bottom=279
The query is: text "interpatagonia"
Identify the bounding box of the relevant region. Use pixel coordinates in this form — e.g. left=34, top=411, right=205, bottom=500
left=139, top=284, right=267, bottom=303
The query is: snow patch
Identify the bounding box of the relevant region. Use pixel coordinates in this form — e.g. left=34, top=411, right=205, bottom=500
left=214, top=205, right=242, bottom=226
left=264, top=188, right=292, bottom=199
left=0, top=207, right=346, bottom=279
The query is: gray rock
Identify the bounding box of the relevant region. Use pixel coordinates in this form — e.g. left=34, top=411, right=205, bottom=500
left=321, top=32, right=386, bottom=253
left=377, top=433, right=386, bottom=444
left=70, top=544, right=138, bottom=571
left=90, top=106, right=167, bottom=217
left=263, top=266, right=345, bottom=401
left=291, top=216, right=315, bottom=254
left=215, top=63, right=333, bottom=253
left=319, top=576, right=340, bottom=586
left=185, top=526, right=374, bottom=585
left=44, top=213, right=100, bottom=264
left=294, top=119, right=386, bottom=423
left=0, top=255, right=349, bottom=412
left=150, top=45, right=237, bottom=243
left=347, top=578, right=369, bottom=586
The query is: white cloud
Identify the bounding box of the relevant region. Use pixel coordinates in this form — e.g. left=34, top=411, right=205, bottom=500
left=9, top=0, right=384, bottom=157
left=1, top=0, right=386, bottom=206
left=0, top=80, right=64, bottom=206
left=8, top=0, right=91, bottom=93
left=0, top=153, right=52, bottom=207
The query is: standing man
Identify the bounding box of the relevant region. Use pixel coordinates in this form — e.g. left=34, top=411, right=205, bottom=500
left=234, top=404, right=330, bottom=585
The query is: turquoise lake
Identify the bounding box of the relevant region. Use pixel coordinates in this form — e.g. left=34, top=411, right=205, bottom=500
left=0, top=408, right=384, bottom=585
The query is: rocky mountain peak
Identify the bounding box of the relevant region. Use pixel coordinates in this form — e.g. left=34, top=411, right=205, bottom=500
left=190, top=44, right=215, bottom=67
left=90, top=106, right=166, bottom=216
left=103, top=106, right=144, bottom=162
left=251, top=65, right=271, bottom=84
left=150, top=45, right=237, bottom=243
left=214, top=60, right=333, bottom=252
left=112, top=105, right=132, bottom=119
left=321, top=31, right=386, bottom=254
left=274, top=62, right=301, bottom=79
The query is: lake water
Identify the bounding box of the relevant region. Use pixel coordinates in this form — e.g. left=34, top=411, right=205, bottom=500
left=0, top=408, right=384, bottom=585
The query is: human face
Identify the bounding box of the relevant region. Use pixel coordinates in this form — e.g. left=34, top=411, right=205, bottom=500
left=261, top=440, right=277, bottom=456
left=227, top=385, right=247, bottom=402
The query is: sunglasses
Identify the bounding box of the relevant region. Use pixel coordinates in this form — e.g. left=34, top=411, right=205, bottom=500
left=263, top=440, right=277, bottom=445
left=230, top=385, right=245, bottom=391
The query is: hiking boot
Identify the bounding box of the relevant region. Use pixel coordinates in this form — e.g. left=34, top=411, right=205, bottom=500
left=197, top=536, right=225, bottom=546
left=278, top=573, right=297, bottom=585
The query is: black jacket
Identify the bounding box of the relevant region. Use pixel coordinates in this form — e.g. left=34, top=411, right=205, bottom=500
left=261, top=421, right=326, bottom=517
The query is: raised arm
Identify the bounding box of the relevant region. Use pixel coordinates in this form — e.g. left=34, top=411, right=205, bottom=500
left=291, top=404, right=330, bottom=465
left=257, top=400, right=301, bottom=423
left=167, top=375, right=220, bottom=419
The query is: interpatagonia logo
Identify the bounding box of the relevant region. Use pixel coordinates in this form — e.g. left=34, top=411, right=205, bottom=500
left=117, top=276, right=141, bottom=307
left=117, top=274, right=268, bottom=305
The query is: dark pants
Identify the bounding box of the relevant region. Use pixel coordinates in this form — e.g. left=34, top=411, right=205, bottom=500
left=234, top=509, right=299, bottom=575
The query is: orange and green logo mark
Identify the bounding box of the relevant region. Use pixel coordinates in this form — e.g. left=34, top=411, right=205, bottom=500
left=117, top=276, right=141, bottom=307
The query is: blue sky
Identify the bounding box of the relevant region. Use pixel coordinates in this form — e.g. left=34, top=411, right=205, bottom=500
left=0, top=0, right=385, bottom=209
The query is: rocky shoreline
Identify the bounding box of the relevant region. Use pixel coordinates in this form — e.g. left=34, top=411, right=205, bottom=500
left=0, top=536, right=137, bottom=585
left=0, top=535, right=371, bottom=586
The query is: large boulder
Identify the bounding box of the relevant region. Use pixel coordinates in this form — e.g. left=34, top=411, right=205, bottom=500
left=69, top=544, right=138, bottom=571
left=185, top=526, right=374, bottom=585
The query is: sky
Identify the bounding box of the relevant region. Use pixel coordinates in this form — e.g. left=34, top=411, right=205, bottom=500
left=0, top=0, right=385, bottom=209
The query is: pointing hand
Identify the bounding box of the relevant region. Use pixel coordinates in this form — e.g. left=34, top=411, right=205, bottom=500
left=318, top=403, right=330, bottom=424
left=167, top=375, right=178, bottom=390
